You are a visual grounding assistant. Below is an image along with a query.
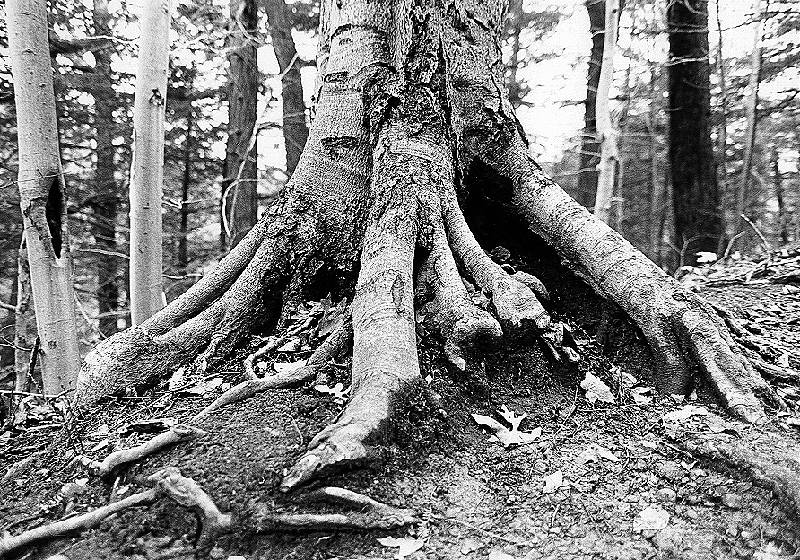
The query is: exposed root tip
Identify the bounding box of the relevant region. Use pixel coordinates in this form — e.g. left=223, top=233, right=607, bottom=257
left=490, top=275, right=551, bottom=334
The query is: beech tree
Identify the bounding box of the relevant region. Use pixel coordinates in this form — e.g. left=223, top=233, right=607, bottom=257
left=74, top=0, right=777, bottom=496
left=129, top=0, right=171, bottom=324
left=7, top=0, right=81, bottom=394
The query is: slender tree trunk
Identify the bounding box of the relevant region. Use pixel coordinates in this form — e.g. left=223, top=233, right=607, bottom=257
left=14, top=240, right=38, bottom=393
left=667, top=0, right=723, bottom=264
left=593, top=0, right=620, bottom=225
left=129, top=0, right=170, bottom=325
left=714, top=0, right=729, bottom=252
left=8, top=0, right=81, bottom=394
left=773, top=146, right=788, bottom=244
left=223, top=0, right=259, bottom=249
left=577, top=0, right=606, bottom=208
left=736, top=0, right=765, bottom=236
left=647, top=64, right=664, bottom=264
left=264, top=0, right=309, bottom=175
left=92, top=0, right=119, bottom=336
left=178, top=105, right=194, bottom=269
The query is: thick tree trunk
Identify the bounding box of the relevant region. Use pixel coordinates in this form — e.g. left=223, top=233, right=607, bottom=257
left=130, top=0, right=170, bottom=325
left=8, top=0, right=81, bottom=394
left=264, top=0, right=310, bottom=176
left=593, top=0, right=620, bottom=225
left=76, top=0, right=776, bottom=501
left=576, top=0, right=605, bottom=208
left=667, top=0, right=723, bottom=265
left=735, top=0, right=765, bottom=238
left=223, top=0, right=259, bottom=249
left=92, top=0, right=119, bottom=336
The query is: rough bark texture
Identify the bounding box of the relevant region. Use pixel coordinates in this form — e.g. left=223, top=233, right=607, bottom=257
left=592, top=0, right=620, bottom=225
left=75, top=0, right=776, bottom=500
left=264, top=0, right=310, bottom=175
left=8, top=0, right=81, bottom=394
left=667, top=0, right=723, bottom=264
left=14, top=241, right=37, bottom=393
left=92, top=0, right=119, bottom=336
left=223, top=0, right=259, bottom=248
left=130, top=0, right=170, bottom=324
left=576, top=0, right=605, bottom=208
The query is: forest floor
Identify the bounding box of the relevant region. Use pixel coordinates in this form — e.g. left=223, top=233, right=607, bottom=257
left=2, top=256, right=800, bottom=560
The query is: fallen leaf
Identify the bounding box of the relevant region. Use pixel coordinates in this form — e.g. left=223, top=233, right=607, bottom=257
left=542, top=470, right=563, bottom=494
left=662, top=404, right=709, bottom=423
left=633, top=505, right=670, bottom=532
left=577, top=443, right=619, bottom=464
left=777, top=353, right=790, bottom=368
left=580, top=372, right=615, bottom=404
left=273, top=360, right=307, bottom=375
left=472, top=410, right=541, bottom=448
left=315, top=382, right=350, bottom=404
left=631, top=386, right=653, bottom=405
left=488, top=550, right=519, bottom=560
left=377, top=536, right=424, bottom=559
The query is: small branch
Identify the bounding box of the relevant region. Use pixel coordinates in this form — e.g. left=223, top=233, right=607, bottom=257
left=740, top=214, right=772, bottom=266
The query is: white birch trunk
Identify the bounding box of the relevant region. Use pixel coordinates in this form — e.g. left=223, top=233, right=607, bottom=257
left=7, top=0, right=81, bottom=394
left=593, top=0, right=620, bottom=225
left=130, top=0, right=171, bottom=325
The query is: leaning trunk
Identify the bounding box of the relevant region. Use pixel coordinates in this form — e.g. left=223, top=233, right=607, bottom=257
left=264, top=0, right=309, bottom=175
left=592, top=0, right=620, bottom=225
left=129, top=0, right=170, bottom=324
left=7, top=0, right=81, bottom=394
left=223, top=0, right=259, bottom=248
left=667, top=0, right=723, bottom=264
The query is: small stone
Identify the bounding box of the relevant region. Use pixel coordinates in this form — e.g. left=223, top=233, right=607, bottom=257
left=685, top=509, right=699, bottom=520
left=722, top=493, right=743, bottom=509
left=725, top=523, right=739, bottom=537
left=656, top=487, right=677, bottom=503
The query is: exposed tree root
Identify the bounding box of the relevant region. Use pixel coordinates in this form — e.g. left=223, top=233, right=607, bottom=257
left=87, top=425, right=206, bottom=478
left=0, top=468, right=415, bottom=559
left=667, top=428, right=800, bottom=525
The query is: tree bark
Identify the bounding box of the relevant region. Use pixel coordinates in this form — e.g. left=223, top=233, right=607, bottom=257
left=593, top=0, right=620, bottom=225
left=773, top=146, right=788, bottom=243
left=576, top=0, right=606, bottom=208
left=714, top=0, right=729, bottom=253
left=178, top=103, right=194, bottom=270
left=667, top=0, right=723, bottom=265
left=264, top=0, right=309, bottom=175
left=92, top=0, right=119, bottom=336
left=14, top=240, right=38, bottom=393
left=223, top=0, right=259, bottom=249
left=130, top=0, right=170, bottom=325
left=735, top=0, right=765, bottom=238
left=8, top=0, right=81, bottom=394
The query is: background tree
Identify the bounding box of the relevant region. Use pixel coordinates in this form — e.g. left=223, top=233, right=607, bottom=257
left=222, top=0, right=259, bottom=249
left=667, top=0, right=723, bottom=264
left=7, top=0, right=81, bottom=393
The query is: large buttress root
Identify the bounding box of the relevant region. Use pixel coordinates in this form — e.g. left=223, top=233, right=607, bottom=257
left=500, top=142, right=775, bottom=422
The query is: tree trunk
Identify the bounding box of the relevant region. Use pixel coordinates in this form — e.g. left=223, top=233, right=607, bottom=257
left=14, top=240, right=38, bottom=393
left=773, top=146, right=788, bottom=244
left=7, top=0, right=81, bottom=394
left=576, top=0, right=606, bottom=208
left=130, top=0, right=170, bottom=325
left=735, top=0, right=765, bottom=238
left=92, top=0, right=119, bottom=336
left=667, top=0, right=723, bottom=265
left=647, top=64, right=665, bottom=265
left=76, top=0, right=775, bottom=498
left=223, top=0, right=259, bottom=249
left=593, top=0, right=620, bottom=225
left=178, top=104, right=194, bottom=270
left=714, top=0, right=729, bottom=253
left=264, top=0, right=309, bottom=175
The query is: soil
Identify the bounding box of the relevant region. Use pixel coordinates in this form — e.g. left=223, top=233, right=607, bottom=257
left=2, top=274, right=799, bottom=560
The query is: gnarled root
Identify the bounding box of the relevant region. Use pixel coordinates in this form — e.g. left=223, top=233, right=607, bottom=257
left=0, top=469, right=415, bottom=559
